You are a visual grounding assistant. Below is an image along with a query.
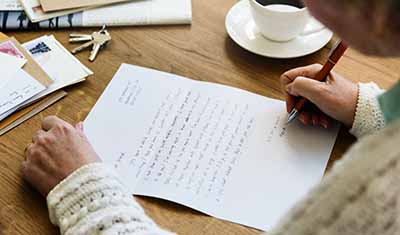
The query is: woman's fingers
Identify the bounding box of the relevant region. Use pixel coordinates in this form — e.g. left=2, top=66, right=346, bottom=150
left=312, top=113, right=320, bottom=126
left=32, top=130, right=47, bottom=143
left=319, top=113, right=331, bottom=129
left=75, top=122, right=84, bottom=131
left=280, top=64, right=323, bottom=88
left=24, top=143, right=34, bottom=160
left=298, top=111, right=312, bottom=125
left=286, top=94, right=297, bottom=113
left=42, top=116, right=65, bottom=131
left=75, top=122, right=86, bottom=138
left=296, top=109, right=332, bottom=129
left=286, top=76, right=325, bottom=106
left=281, top=64, right=324, bottom=113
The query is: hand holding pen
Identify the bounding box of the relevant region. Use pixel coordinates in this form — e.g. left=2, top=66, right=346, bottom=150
left=281, top=41, right=359, bottom=128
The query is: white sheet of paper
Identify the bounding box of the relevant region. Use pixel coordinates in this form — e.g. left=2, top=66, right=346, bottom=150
left=84, top=64, right=339, bottom=231
left=0, top=69, right=46, bottom=116
left=22, top=35, right=93, bottom=102
left=0, top=52, right=27, bottom=88
left=0, top=0, right=23, bottom=10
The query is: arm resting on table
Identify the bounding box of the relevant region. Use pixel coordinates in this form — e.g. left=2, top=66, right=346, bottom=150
left=47, top=163, right=174, bottom=235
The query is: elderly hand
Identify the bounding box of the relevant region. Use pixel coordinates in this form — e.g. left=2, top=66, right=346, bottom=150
left=281, top=64, right=359, bottom=128
left=22, top=116, right=101, bottom=196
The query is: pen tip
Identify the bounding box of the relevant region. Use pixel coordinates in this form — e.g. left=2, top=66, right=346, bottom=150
left=287, top=109, right=299, bottom=124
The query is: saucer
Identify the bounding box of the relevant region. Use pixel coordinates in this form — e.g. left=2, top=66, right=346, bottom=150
left=225, top=0, right=333, bottom=59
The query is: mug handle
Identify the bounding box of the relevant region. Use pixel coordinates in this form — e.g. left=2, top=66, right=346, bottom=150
left=300, top=17, right=325, bottom=36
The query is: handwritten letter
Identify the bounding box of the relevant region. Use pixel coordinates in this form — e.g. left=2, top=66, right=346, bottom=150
left=85, top=64, right=339, bottom=231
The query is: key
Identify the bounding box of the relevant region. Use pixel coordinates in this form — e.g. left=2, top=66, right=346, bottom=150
left=69, top=25, right=111, bottom=62
left=69, top=33, right=92, bottom=38
left=89, top=43, right=102, bottom=62
left=98, top=24, right=107, bottom=33
left=69, top=35, right=93, bottom=43
left=69, top=33, right=93, bottom=42
left=71, top=40, right=95, bottom=54
left=89, top=31, right=111, bottom=62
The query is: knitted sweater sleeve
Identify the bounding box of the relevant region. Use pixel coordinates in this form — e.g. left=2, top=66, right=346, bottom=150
left=46, top=163, right=174, bottom=235
left=350, top=82, right=386, bottom=138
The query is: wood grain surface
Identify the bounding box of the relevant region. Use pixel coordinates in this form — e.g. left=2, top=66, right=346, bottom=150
left=1, top=0, right=399, bottom=234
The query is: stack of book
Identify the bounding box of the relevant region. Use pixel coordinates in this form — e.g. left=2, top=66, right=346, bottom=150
left=0, top=0, right=192, bottom=30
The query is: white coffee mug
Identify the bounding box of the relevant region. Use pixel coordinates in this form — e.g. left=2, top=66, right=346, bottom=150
left=249, top=0, right=324, bottom=42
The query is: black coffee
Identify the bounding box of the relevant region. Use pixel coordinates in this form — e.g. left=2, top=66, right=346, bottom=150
left=255, top=0, right=305, bottom=8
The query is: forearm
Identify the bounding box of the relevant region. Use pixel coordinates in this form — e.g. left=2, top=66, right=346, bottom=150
left=350, top=82, right=386, bottom=138
left=47, top=163, right=174, bottom=235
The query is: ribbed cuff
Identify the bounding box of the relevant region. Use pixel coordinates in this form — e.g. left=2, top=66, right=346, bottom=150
left=350, top=82, right=385, bottom=138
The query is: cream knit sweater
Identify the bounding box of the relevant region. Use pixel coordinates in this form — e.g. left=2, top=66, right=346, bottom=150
left=47, top=82, right=390, bottom=235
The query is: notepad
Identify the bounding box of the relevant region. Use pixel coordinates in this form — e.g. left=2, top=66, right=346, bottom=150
left=84, top=64, right=339, bottom=231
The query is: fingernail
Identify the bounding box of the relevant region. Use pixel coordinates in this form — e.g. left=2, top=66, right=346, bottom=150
left=299, top=116, right=305, bottom=124
left=286, top=85, right=292, bottom=94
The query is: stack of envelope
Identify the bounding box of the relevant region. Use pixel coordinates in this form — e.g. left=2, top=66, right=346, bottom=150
left=0, top=33, right=92, bottom=135
left=0, top=37, right=51, bottom=121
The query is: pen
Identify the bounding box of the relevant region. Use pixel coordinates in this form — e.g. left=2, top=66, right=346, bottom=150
left=287, top=40, right=348, bottom=124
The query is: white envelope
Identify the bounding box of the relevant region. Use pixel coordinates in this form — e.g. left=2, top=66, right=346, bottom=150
left=0, top=69, right=45, bottom=116
left=0, top=52, right=27, bottom=88
left=0, top=52, right=27, bottom=68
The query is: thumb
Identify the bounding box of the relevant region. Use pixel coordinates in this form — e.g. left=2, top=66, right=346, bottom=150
left=286, top=76, right=325, bottom=104
left=75, top=122, right=85, bottom=137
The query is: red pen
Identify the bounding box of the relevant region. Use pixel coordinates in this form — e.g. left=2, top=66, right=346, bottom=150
left=287, top=40, right=348, bottom=124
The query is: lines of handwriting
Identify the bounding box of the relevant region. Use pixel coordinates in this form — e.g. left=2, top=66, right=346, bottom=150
left=118, top=79, right=142, bottom=107
left=0, top=85, right=39, bottom=111
left=266, top=115, right=287, bottom=143
left=117, top=88, right=255, bottom=202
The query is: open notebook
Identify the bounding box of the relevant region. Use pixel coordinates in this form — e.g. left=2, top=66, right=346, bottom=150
left=84, top=64, right=339, bottom=231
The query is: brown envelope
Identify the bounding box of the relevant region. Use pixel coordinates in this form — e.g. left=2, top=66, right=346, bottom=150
left=0, top=35, right=53, bottom=87
left=0, top=33, right=8, bottom=41
left=40, top=0, right=132, bottom=12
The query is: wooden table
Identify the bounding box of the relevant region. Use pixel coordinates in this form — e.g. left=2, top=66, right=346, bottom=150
left=1, top=0, right=399, bottom=234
